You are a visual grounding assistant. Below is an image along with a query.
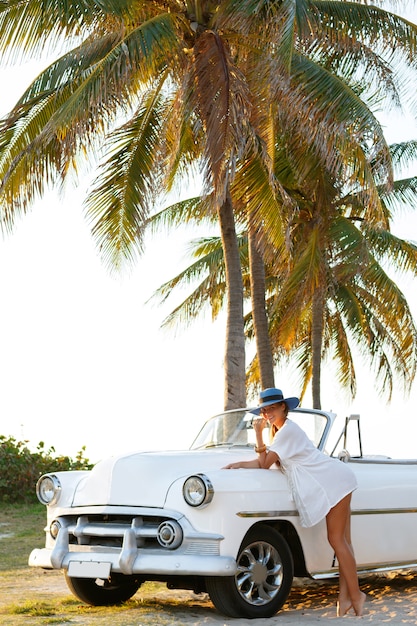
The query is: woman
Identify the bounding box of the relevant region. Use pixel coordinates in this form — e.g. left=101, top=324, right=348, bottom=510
left=224, top=387, right=366, bottom=617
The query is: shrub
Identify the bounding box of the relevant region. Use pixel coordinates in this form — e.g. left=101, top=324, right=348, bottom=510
left=0, top=435, right=93, bottom=503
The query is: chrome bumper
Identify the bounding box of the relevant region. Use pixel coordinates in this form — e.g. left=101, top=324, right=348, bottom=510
left=29, top=525, right=237, bottom=577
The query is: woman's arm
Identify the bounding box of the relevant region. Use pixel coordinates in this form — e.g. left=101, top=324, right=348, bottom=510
left=223, top=449, right=279, bottom=469
left=223, top=416, right=280, bottom=469
left=254, top=417, right=280, bottom=468
left=256, top=448, right=279, bottom=468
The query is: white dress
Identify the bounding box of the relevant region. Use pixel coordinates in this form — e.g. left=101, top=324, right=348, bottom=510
left=269, top=419, right=357, bottom=528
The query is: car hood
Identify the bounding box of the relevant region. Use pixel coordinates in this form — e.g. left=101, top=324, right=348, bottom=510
left=72, top=448, right=256, bottom=508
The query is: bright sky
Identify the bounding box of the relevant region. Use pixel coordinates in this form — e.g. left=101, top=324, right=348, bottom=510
left=0, top=3, right=417, bottom=463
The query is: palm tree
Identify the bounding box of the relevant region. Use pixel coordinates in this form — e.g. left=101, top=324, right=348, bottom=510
left=248, top=220, right=275, bottom=388
left=268, top=138, right=417, bottom=408
left=0, top=1, right=417, bottom=408
left=149, top=140, right=417, bottom=406
left=272, top=204, right=417, bottom=409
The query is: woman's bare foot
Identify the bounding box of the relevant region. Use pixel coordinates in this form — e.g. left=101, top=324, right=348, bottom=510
left=352, top=591, right=367, bottom=616
left=337, top=598, right=352, bottom=616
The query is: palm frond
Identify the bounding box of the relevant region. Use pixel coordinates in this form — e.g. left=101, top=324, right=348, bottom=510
left=0, top=15, right=184, bottom=228
left=303, top=27, right=400, bottom=110
left=362, top=223, right=417, bottom=272
left=0, top=88, right=74, bottom=229
left=389, top=140, right=417, bottom=173
left=149, top=241, right=225, bottom=305
left=42, top=13, right=183, bottom=138
left=161, top=67, right=206, bottom=192
left=147, top=197, right=215, bottom=234
left=381, top=176, right=417, bottom=214
left=316, top=1, right=417, bottom=65
left=85, top=80, right=170, bottom=271
left=0, top=0, right=100, bottom=61
left=231, top=151, right=288, bottom=259
left=279, top=54, right=393, bottom=195
left=326, top=308, right=357, bottom=397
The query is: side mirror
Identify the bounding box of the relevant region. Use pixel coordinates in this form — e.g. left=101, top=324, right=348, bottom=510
left=338, top=449, right=351, bottom=463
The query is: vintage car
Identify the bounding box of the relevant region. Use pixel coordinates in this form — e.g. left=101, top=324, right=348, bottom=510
left=29, top=407, right=417, bottom=618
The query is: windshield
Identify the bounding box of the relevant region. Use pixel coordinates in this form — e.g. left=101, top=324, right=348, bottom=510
left=190, top=408, right=330, bottom=451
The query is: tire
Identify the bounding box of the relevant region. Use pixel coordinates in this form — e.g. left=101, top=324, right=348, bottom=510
left=64, top=572, right=142, bottom=606
left=206, top=525, right=294, bottom=618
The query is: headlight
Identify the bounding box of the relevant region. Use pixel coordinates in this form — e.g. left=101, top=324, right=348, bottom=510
left=36, top=474, right=62, bottom=505
left=183, top=473, right=214, bottom=508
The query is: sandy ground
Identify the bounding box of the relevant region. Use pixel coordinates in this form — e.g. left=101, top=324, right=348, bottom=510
left=1, top=568, right=417, bottom=625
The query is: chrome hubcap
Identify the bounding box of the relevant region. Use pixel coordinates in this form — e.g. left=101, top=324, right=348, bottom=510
left=235, top=540, right=283, bottom=606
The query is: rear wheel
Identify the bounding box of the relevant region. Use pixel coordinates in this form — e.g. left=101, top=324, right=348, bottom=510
left=206, top=525, right=293, bottom=618
left=64, top=572, right=142, bottom=605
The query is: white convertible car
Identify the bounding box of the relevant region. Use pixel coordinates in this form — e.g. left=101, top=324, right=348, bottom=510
left=29, top=408, right=417, bottom=618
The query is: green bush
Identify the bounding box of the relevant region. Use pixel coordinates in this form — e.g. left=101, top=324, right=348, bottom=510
left=0, top=435, right=93, bottom=504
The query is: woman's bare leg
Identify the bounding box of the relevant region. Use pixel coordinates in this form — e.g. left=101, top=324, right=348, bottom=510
left=326, top=494, right=366, bottom=616
left=337, top=576, right=351, bottom=616
left=337, top=505, right=355, bottom=615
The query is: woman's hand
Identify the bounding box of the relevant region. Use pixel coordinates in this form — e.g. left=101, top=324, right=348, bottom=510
left=253, top=416, right=267, bottom=435
left=223, top=462, right=241, bottom=469
left=223, top=459, right=261, bottom=469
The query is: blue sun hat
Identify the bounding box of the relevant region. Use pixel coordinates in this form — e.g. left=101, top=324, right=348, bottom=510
left=250, top=387, right=300, bottom=415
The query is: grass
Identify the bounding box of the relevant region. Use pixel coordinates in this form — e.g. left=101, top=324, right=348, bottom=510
left=0, top=502, right=215, bottom=625
left=0, top=502, right=45, bottom=570
left=0, top=585, right=214, bottom=626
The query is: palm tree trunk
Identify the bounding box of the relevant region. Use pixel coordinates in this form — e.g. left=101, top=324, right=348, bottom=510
left=248, top=221, right=275, bottom=389
left=311, top=288, right=324, bottom=409
left=217, top=192, right=246, bottom=409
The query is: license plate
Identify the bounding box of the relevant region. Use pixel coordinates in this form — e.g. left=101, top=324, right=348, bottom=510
left=67, top=560, right=111, bottom=579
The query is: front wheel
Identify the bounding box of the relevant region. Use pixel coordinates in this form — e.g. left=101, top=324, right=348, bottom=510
left=206, top=525, right=294, bottom=618
left=64, top=572, right=142, bottom=605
